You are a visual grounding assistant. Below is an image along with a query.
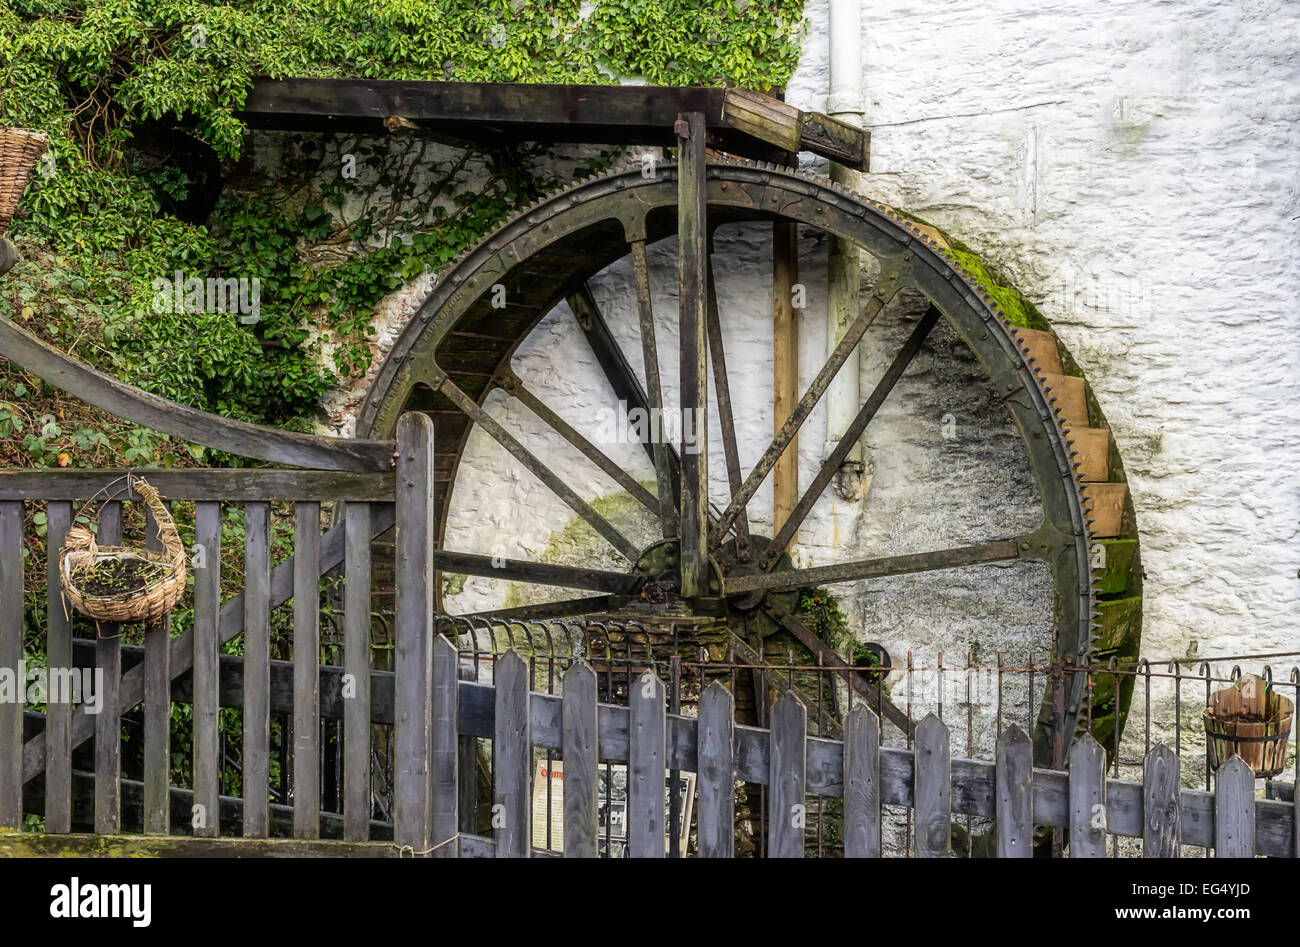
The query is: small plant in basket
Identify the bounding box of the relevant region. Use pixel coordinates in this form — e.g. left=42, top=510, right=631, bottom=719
left=59, top=476, right=187, bottom=630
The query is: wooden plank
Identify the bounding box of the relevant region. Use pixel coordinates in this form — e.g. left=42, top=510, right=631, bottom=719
left=719, top=88, right=800, bottom=152
left=0, top=502, right=23, bottom=827
left=677, top=110, right=709, bottom=597
left=1082, top=483, right=1129, bottom=539
left=0, top=833, right=400, bottom=858
left=696, top=680, right=735, bottom=858
left=1039, top=373, right=1089, bottom=428
left=1069, top=427, right=1111, bottom=482
left=797, top=112, right=870, bottom=170
left=45, top=501, right=72, bottom=833
left=995, top=724, right=1033, bottom=857
left=342, top=502, right=371, bottom=842
left=0, top=317, right=393, bottom=471
left=772, top=221, right=799, bottom=533
left=1143, top=744, right=1181, bottom=857
left=142, top=503, right=170, bottom=834
left=493, top=650, right=531, bottom=858
left=458, top=665, right=479, bottom=835
left=1010, top=326, right=1064, bottom=375
left=292, top=501, right=321, bottom=839
left=241, top=79, right=865, bottom=167
left=561, top=660, right=598, bottom=858
left=242, top=501, right=271, bottom=838
left=1214, top=756, right=1255, bottom=858
left=1068, top=734, right=1107, bottom=858
left=843, top=704, right=881, bottom=857
left=768, top=691, right=807, bottom=858
left=393, top=414, right=435, bottom=852
left=0, top=469, right=395, bottom=501
left=1093, top=538, right=1139, bottom=596
left=628, top=669, right=666, bottom=858
left=192, top=501, right=221, bottom=838
left=431, top=634, right=459, bottom=856
left=92, top=501, right=122, bottom=834
left=914, top=714, right=950, bottom=858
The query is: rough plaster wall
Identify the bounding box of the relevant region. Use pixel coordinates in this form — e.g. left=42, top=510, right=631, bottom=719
left=785, top=0, right=1300, bottom=768
left=788, top=0, right=1300, bottom=665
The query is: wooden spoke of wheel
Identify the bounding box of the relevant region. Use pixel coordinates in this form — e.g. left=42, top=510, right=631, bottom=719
left=712, top=271, right=905, bottom=548
left=759, top=304, right=943, bottom=569
left=726, top=538, right=1025, bottom=595
left=759, top=605, right=915, bottom=737
left=567, top=283, right=658, bottom=470
left=471, top=595, right=620, bottom=622
left=704, top=240, right=751, bottom=561
left=631, top=239, right=679, bottom=540
left=495, top=368, right=661, bottom=518
left=433, top=549, right=638, bottom=594
left=437, top=375, right=640, bottom=561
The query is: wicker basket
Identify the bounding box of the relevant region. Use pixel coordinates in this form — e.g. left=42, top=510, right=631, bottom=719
left=59, top=478, right=187, bottom=627
left=1204, top=673, right=1294, bottom=779
left=0, top=127, right=49, bottom=235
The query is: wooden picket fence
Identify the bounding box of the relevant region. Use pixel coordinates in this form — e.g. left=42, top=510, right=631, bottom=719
left=2, top=408, right=1296, bottom=857
left=412, top=642, right=1300, bottom=858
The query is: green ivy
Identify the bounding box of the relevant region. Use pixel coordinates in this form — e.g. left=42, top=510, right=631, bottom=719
left=1, top=0, right=806, bottom=429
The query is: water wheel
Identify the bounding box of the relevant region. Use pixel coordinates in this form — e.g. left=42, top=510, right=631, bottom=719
left=355, top=156, right=1143, bottom=763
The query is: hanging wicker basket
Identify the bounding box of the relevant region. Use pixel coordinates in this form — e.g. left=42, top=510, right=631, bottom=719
left=0, top=127, right=49, bottom=235
left=59, top=476, right=188, bottom=627
left=1203, top=673, right=1294, bottom=779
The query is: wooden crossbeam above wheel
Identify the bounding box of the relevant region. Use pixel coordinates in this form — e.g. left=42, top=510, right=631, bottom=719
left=239, top=79, right=870, bottom=169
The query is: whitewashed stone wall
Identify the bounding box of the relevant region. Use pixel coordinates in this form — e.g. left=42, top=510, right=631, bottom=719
left=787, top=0, right=1300, bottom=665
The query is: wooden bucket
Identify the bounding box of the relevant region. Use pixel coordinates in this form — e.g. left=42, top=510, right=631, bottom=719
left=0, top=128, right=49, bottom=234
left=1203, top=673, right=1294, bottom=778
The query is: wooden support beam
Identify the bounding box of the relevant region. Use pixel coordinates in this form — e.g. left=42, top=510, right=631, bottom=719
left=677, top=111, right=709, bottom=598
left=772, top=221, right=799, bottom=533
left=239, top=79, right=870, bottom=170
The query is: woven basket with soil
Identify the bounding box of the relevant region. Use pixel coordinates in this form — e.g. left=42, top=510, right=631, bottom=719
left=59, top=477, right=187, bottom=628
left=0, top=127, right=49, bottom=234
left=1204, top=673, right=1294, bottom=779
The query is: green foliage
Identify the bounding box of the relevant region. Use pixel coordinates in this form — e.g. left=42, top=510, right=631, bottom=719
left=1, top=0, right=805, bottom=429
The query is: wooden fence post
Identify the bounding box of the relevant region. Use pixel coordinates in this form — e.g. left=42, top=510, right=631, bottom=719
left=768, top=691, right=807, bottom=858
left=342, top=501, right=371, bottom=843
left=843, top=703, right=881, bottom=858
left=394, top=412, right=435, bottom=853
left=1214, top=756, right=1255, bottom=858
left=292, top=501, right=321, bottom=839
left=995, top=724, right=1033, bottom=857
left=0, top=501, right=23, bottom=828
left=1143, top=744, right=1181, bottom=857
left=1068, top=733, right=1107, bottom=858
left=192, top=500, right=221, bottom=839
left=562, top=660, right=599, bottom=858
left=44, top=501, right=71, bottom=833
left=494, top=649, right=531, bottom=858
left=696, top=680, right=735, bottom=858
left=629, top=668, right=666, bottom=858
left=243, top=500, right=271, bottom=838
left=93, top=501, right=122, bottom=834
left=431, top=634, right=459, bottom=856
left=914, top=714, right=950, bottom=858
left=142, top=502, right=171, bottom=835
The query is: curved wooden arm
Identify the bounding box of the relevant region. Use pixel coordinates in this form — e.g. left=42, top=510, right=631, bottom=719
left=0, top=316, right=394, bottom=471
